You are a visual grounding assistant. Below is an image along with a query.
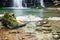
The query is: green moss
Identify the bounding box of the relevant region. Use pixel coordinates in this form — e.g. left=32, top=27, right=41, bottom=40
left=2, top=12, right=18, bottom=29
left=38, top=6, right=43, bottom=9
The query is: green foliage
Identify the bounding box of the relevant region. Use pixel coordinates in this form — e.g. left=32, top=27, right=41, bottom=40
left=31, top=6, right=36, bottom=8
left=31, top=6, right=43, bottom=9
left=2, top=12, right=18, bottom=29
left=38, top=6, right=43, bottom=9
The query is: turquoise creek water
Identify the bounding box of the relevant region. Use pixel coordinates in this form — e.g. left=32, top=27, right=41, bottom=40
left=0, top=8, right=60, bottom=18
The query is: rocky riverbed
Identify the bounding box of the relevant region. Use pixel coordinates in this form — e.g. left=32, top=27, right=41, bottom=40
left=0, top=20, right=60, bottom=40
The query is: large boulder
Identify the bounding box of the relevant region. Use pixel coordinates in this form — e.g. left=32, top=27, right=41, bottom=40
left=1, top=13, right=19, bottom=29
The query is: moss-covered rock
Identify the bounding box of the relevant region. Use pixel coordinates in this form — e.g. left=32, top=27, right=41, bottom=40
left=2, top=12, right=19, bottom=29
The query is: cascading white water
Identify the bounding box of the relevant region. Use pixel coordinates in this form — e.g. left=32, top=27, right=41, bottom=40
left=13, top=0, right=23, bottom=8
left=40, top=0, right=45, bottom=7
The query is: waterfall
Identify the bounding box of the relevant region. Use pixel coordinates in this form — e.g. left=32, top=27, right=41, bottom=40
left=40, top=0, right=45, bottom=7
left=13, top=0, right=23, bottom=8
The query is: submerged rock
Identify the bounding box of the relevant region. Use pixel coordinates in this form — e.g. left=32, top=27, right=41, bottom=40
left=17, top=20, right=27, bottom=27
left=53, top=33, right=60, bottom=39
left=35, top=27, right=42, bottom=32
left=43, top=24, right=51, bottom=27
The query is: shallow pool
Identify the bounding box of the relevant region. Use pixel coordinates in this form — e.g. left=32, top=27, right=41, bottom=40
left=0, top=8, right=60, bottom=18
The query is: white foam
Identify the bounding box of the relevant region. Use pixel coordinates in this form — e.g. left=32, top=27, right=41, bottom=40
left=16, top=15, right=43, bottom=21
left=0, top=14, right=60, bottom=21
left=0, top=14, right=4, bottom=17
